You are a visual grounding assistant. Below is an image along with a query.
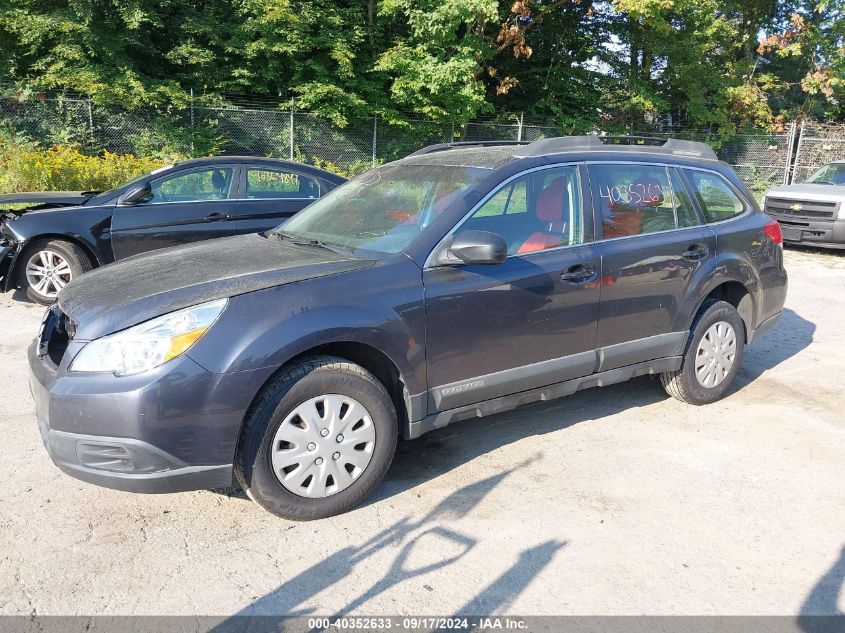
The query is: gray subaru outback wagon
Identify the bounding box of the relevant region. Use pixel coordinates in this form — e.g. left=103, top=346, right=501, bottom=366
left=29, top=136, right=788, bottom=520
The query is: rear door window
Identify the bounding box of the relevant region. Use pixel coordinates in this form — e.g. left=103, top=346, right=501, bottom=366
left=246, top=168, right=321, bottom=199
left=588, top=164, right=678, bottom=238
left=684, top=170, right=746, bottom=222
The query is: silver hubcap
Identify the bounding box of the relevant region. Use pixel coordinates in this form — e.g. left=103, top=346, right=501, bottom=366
left=271, top=394, right=376, bottom=498
left=25, top=250, right=72, bottom=298
left=695, top=321, right=737, bottom=388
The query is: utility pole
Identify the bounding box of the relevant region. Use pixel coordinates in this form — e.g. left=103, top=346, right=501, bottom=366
left=289, top=99, right=295, bottom=161
left=86, top=97, right=95, bottom=151
left=190, top=87, right=195, bottom=156
left=372, top=115, right=378, bottom=168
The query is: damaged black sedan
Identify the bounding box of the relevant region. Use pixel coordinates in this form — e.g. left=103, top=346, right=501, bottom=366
left=0, top=157, right=345, bottom=304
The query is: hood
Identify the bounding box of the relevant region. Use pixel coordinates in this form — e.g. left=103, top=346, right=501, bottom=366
left=0, top=191, right=94, bottom=212
left=59, top=233, right=375, bottom=340
left=764, top=183, right=845, bottom=200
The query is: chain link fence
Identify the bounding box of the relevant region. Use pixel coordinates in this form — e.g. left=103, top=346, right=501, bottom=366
left=0, top=91, right=833, bottom=193
left=463, top=118, right=799, bottom=193
left=791, top=121, right=845, bottom=184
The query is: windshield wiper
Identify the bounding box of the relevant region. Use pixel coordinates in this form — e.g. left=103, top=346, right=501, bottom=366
left=273, top=230, right=349, bottom=255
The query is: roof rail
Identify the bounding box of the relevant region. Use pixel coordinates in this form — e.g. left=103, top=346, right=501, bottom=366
left=408, top=140, right=530, bottom=157
left=515, top=135, right=718, bottom=160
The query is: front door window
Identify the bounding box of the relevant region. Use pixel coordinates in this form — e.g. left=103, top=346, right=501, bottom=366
left=458, top=165, right=583, bottom=255
left=147, top=168, right=234, bottom=204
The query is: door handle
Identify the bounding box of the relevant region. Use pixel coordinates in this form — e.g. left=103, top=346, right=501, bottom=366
left=682, top=244, right=709, bottom=260
left=203, top=212, right=231, bottom=221
left=560, top=263, right=597, bottom=284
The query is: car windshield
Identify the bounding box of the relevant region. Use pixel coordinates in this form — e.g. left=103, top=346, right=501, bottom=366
left=805, top=163, right=845, bottom=185
left=92, top=164, right=176, bottom=201
left=276, top=164, right=490, bottom=253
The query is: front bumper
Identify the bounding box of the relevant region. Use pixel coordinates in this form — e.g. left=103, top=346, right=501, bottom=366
left=0, top=241, right=22, bottom=291
left=27, top=340, right=273, bottom=494
left=775, top=217, right=845, bottom=249
left=36, top=420, right=233, bottom=493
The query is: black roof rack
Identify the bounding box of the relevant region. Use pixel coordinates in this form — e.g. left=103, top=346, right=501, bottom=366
left=407, top=140, right=530, bottom=157
left=516, top=135, right=718, bottom=160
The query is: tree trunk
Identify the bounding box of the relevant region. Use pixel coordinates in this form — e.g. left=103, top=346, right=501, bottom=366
left=629, top=16, right=640, bottom=81
left=367, top=0, right=375, bottom=47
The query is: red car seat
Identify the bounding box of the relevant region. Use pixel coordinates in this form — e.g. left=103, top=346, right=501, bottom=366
left=602, top=180, right=664, bottom=238
left=517, top=177, right=569, bottom=254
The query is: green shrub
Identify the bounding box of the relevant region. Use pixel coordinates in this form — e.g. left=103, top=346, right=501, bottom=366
left=0, top=143, right=179, bottom=193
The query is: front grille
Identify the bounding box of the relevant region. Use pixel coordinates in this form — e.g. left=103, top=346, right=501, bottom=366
left=764, top=197, right=839, bottom=220
left=38, top=305, right=75, bottom=367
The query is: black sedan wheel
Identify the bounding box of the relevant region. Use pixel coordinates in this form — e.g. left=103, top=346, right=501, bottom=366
left=21, top=239, right=93, bottom=304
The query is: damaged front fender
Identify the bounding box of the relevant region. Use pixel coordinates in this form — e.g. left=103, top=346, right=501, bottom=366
left=0, top=239, right=24, bottom=292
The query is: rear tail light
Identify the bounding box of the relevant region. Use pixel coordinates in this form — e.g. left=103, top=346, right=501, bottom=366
left=763, top=219, right=783, bottom=247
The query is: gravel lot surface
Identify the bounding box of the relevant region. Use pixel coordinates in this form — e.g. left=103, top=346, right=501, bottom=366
left=0, top=247, right=843, bottom=617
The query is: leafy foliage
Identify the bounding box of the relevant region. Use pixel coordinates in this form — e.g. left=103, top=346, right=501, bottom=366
left=0, top=141, right=173, bottom=192
left=0, top=0, right=842, bottom=131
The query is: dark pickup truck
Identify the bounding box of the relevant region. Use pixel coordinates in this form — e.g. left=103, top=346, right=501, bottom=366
left=28, top=136, right=787, bottom=520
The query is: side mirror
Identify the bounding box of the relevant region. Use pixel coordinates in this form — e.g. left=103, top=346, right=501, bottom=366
left=120, top=183, right=152, bottom=206
left=447, top=230, right=508, bottom=265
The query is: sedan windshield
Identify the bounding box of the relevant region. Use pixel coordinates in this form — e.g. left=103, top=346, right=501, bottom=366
left=805, top=163, right=845, bottom=185
left=88, top=164, right=176, bottom=203
left=277, top=164, right=490, bottom=253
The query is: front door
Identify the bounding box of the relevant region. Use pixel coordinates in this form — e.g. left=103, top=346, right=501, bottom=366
left=111, top=165, right=237, bottom=259
left=423, top=164, right=601, bottom=412
left=587, top=162, right=716, bottom=371
left=234, top=165, right=323, bottom=234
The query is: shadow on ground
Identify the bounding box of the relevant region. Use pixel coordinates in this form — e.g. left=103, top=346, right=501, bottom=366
left=785, top=244, right=845, bottom=259
left=211, top=463, right=566, bottom=626
left=798, top=544, right=845, bottom=632
left=736, top=307, right=815, bottom=387
left=11, top=288, right=37, bottom=305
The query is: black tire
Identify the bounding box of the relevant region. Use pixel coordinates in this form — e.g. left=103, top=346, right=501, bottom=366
left=235, top=355, right=398, bottom=521
left=660, top=299, right=746, bottom=405
left=20, top=239, right=93, bottom=305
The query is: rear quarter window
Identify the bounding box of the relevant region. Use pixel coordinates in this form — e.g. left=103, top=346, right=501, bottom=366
left=685, top=170, right=746, bottom=223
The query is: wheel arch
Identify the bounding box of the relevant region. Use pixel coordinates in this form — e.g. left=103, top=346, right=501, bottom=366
left=691, top=280, right=756, bottom=343
left=11, top=233, right=100, bottom=287
left=238, top=340, right=415, bottom=452
left=295, top=342, right=411, bottom=435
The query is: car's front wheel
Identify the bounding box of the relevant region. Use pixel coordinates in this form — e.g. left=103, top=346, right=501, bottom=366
left=660, top=299, right=746, bottom=405
left=20, top=239, right=93, bottom=304
left=235, top=356, right=398, bottom=520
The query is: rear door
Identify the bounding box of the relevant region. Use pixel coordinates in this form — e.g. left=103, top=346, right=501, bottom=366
left=589, top=162, right=716, bottom=371
left=234, top=165, right=323, bottom=234
left=423, top=164, right=602, bottom=412
left=111, top=165, right=237, bottom=259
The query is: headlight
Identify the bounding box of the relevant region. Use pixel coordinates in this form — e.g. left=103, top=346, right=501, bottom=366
left=69, top=298, right=227, bottom=376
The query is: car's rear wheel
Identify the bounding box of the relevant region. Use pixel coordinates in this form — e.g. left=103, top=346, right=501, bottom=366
left=660, top=299, right=746, bottom=405
left=20, top=239, right=93, bottom=304
left=235, top=356, right=398, bottom=520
